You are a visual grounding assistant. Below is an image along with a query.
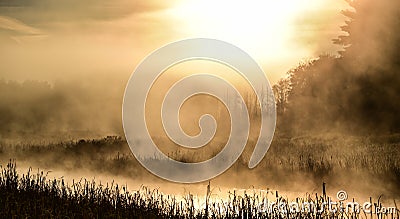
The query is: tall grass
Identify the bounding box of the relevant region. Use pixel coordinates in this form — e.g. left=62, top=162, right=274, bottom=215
left=0, top=160, right=398, bottom=218
left=0, top=160, right=191, bottom=218
left=1, top=135, right=399, bottom=177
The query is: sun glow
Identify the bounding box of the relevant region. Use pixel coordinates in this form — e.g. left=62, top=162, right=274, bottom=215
left=168, top=0, right=322, bottom=61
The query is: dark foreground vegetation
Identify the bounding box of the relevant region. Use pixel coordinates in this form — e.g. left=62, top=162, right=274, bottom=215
left=0, top=160, right=398, bottom=218
left=0, top=135, right=399, bottom=218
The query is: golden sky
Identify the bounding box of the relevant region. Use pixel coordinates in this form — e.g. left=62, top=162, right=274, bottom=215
left=0, top=0, right=349, bottom=84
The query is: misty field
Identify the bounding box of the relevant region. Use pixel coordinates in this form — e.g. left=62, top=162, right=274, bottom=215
left=1, top=160, right=399, bottom=218
left=1, top=135, right=399, bottom=184
left=0, top=135, right=399, bottom=218
left=0, top=0, right=399, bottom=217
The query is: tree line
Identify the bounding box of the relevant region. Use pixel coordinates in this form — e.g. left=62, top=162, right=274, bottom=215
left=273, top=0, right=400, bottom=135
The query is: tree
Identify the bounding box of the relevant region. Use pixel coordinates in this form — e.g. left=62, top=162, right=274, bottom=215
left=272, top=78, right=290, bottom=116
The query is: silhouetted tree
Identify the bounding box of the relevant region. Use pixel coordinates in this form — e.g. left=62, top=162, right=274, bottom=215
left=272, top=78, right=290, bottom=116
left=278, top=0, right=400, bottom=135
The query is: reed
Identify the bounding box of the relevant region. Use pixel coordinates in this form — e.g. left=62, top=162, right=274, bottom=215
left=0, top=160, right=398, bottom=218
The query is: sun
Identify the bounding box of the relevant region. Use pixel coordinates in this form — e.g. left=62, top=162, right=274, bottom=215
left=168, top=0, right=321, bottom=61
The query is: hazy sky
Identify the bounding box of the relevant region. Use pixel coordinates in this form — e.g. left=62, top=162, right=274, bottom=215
left=0, top=0, right=349, bottom=84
